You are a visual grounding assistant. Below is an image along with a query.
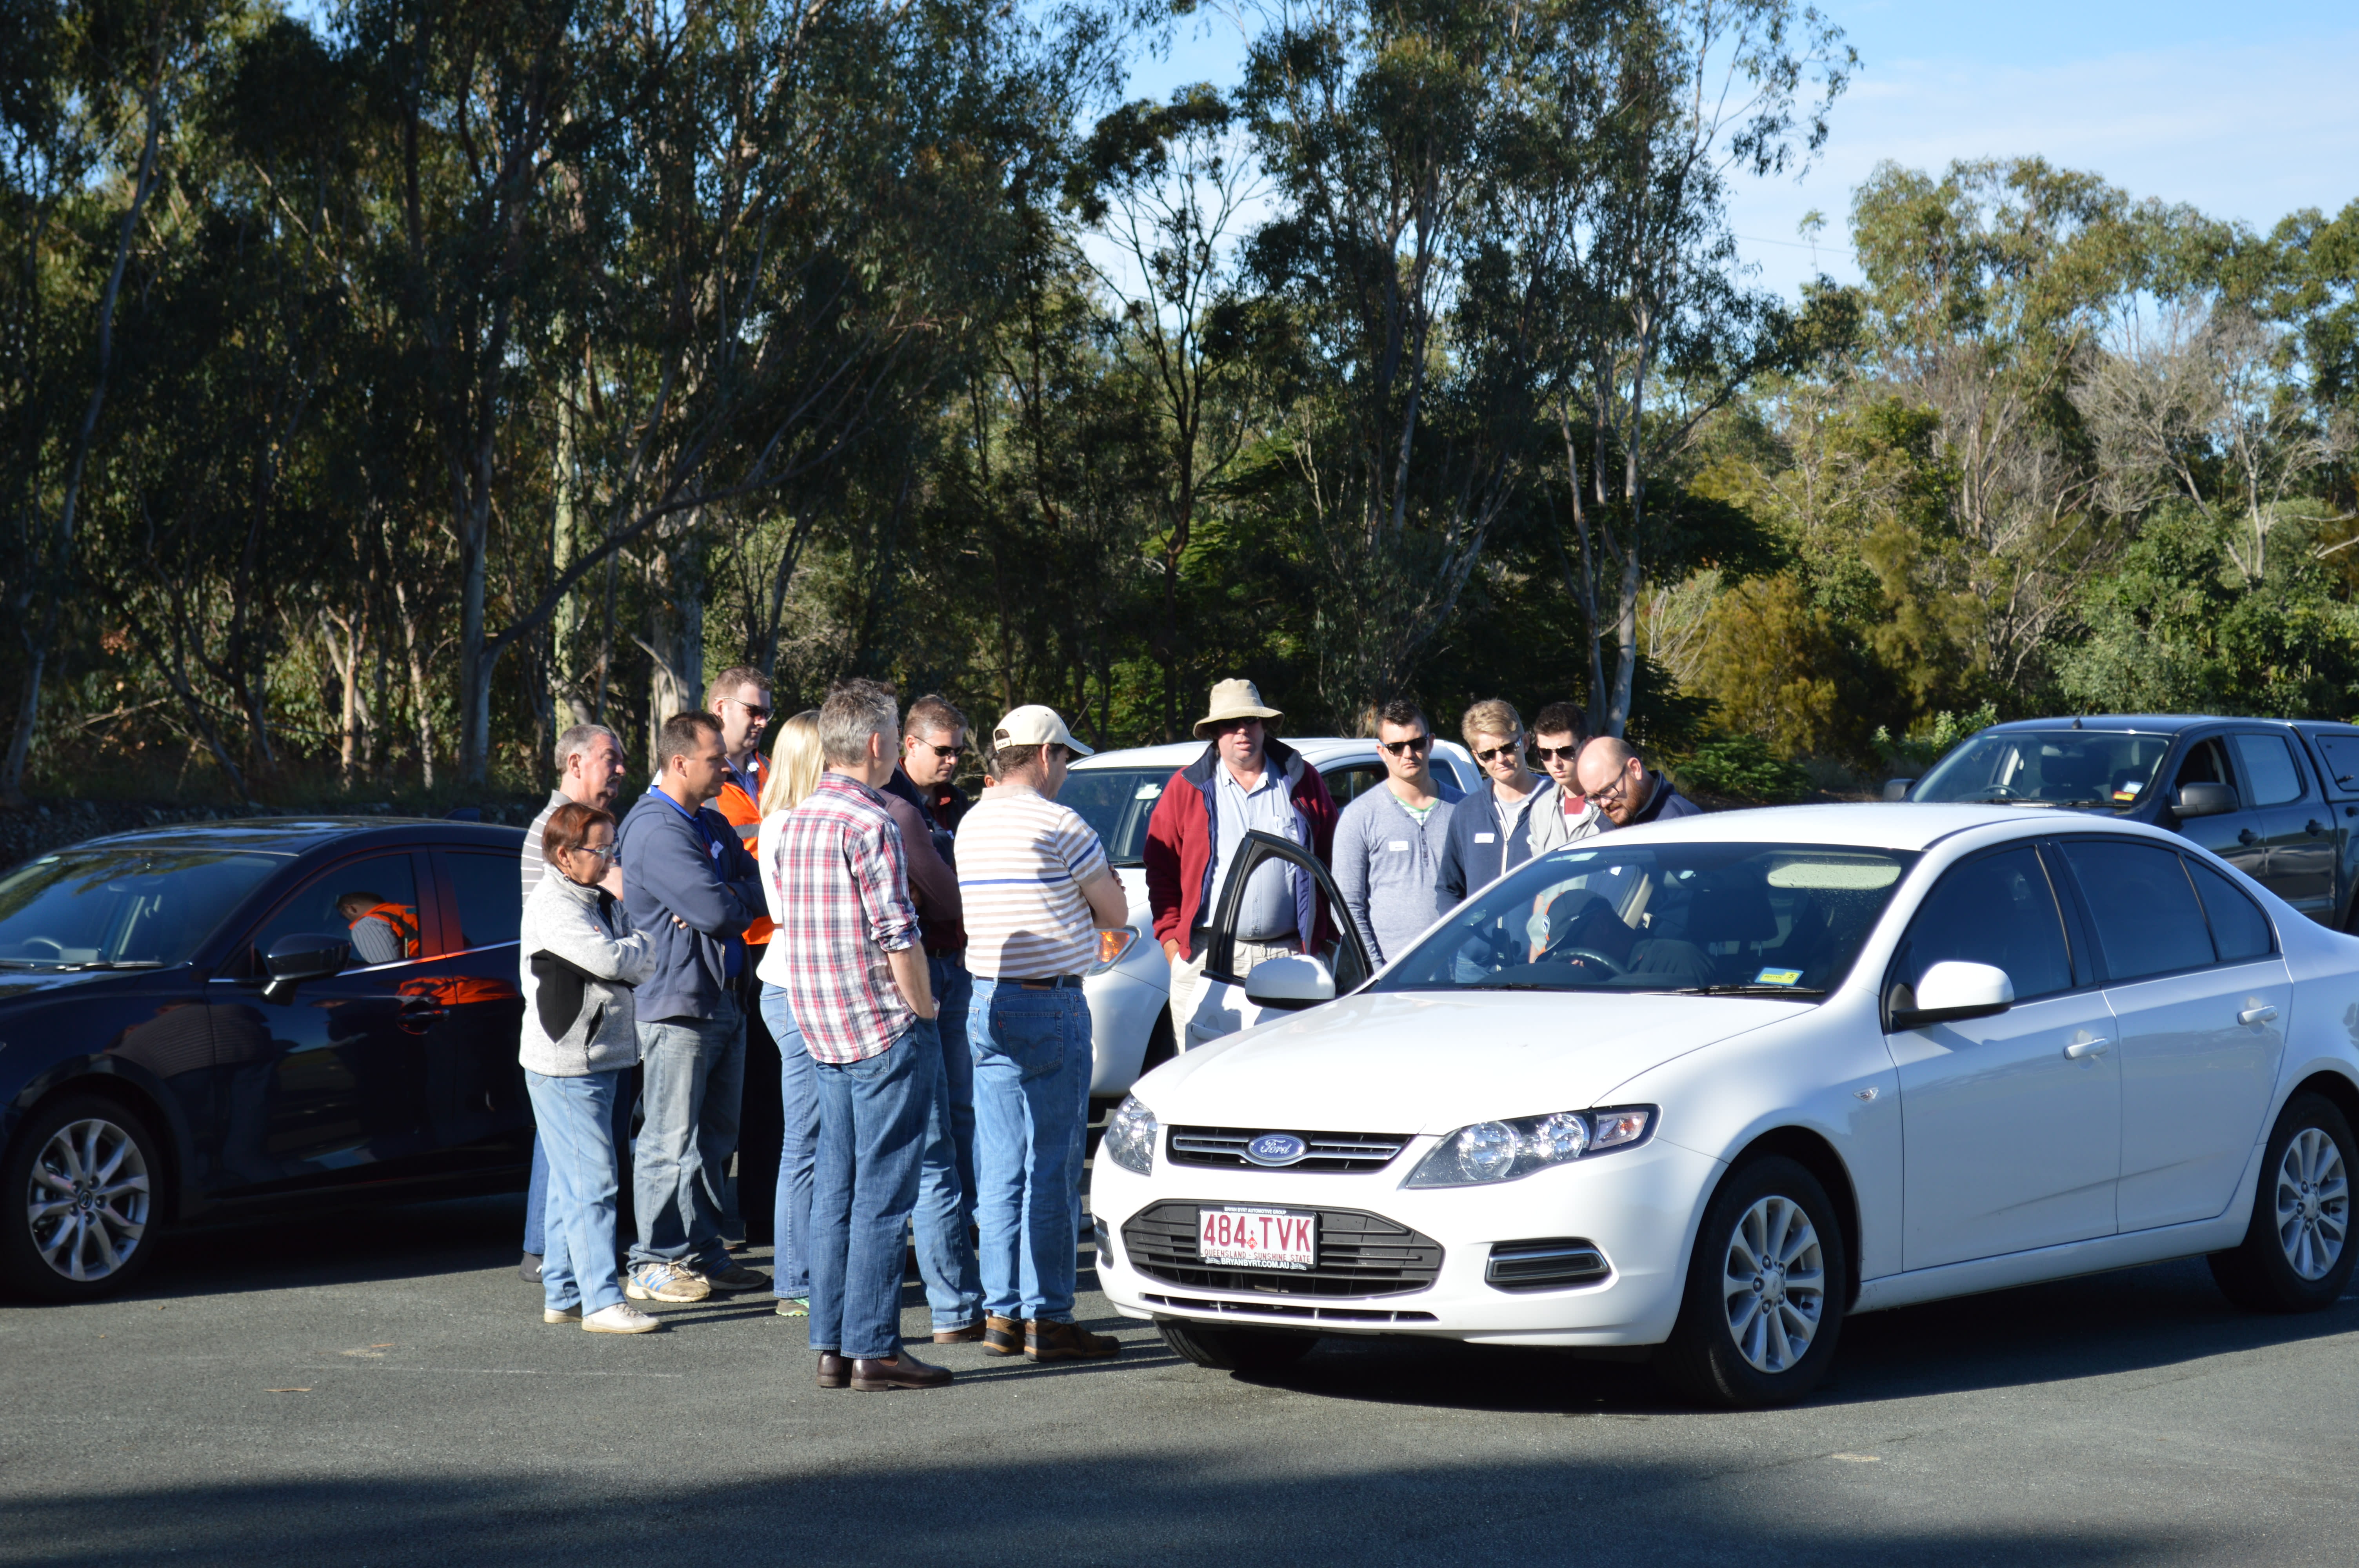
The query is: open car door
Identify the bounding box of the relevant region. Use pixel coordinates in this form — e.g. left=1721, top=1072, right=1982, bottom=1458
left=1179, top=829, right=1373, bottom=1048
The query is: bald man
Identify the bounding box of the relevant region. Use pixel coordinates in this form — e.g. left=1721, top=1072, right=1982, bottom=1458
left=1575, top=737, right=1702, bottom=829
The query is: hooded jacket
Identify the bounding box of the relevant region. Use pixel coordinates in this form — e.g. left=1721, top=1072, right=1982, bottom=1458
left=518, top=869, right=655, bottom=1076
left=1435, top=775, right=1558, bottom=914
left=1143, top=737, right=1339, bottom=959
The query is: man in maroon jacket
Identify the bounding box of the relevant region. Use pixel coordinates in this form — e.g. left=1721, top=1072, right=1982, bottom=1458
left=1144, top=679, right=1339, bottom=1047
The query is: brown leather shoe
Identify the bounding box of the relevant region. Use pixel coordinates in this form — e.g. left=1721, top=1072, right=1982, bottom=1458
left=933, top=1321, right=985, bottom=1344
left=851, top=1349, right=954, bottom=1391
left=816, top=1352, right=851, bottom=1390
left=1027, top=1319, right=1121, bottom=1362
left=980, top=1313, right=1025, bottom=1356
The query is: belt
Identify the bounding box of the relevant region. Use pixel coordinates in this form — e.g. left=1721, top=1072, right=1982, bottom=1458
left=1009, top=975, right=1082, bottom=990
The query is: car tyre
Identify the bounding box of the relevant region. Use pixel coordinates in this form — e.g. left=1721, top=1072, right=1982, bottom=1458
left=1656, top=1155, right=1846, bottom=1409
left=1140, top=1012, right=1178, bottom=1076
left=2208, top=1092, right=2357, bottom=1313
left=1156, top=1319, right=1317, bottom=1373
left=0, top=1093, right=165, bottom=1303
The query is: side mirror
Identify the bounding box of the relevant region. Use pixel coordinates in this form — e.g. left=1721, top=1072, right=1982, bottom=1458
left=1891, top=960, right=2014, bottom=1031
left=2174, top=782, right=2237, bottom=818
left=1242, top=954, right=1336, bottom=1013
left=262, top=933, right=350, bottom=1005
left=1882, top=778, right=1916, bottom=802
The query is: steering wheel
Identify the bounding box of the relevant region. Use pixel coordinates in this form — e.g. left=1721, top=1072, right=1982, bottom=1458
left=1981, top=785, right=2021, bottom=800
left=1548, top=945, right=1628, bottom=978
left=20, top=936, right=64, bottom=957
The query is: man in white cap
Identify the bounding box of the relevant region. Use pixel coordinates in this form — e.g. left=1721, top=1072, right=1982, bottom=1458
left=1143, top=678, right=1340, bottom=1045
left=956, top=705, right=1130, bottom=1362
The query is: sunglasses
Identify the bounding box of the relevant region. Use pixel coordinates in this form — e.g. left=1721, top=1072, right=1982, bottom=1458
left=913, top=742, right=967, bottom=759
left=1473, top=739, right=1524, bottom=764
left=724, top=698, right=771, bottom=721
left=1534, top=744, right=1585, bottom=763
left=1379, top=735, right=1432, bottom=757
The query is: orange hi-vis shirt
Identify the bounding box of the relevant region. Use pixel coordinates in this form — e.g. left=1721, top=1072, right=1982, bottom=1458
left=714, top=751, right=773, bottom=946
left=355, top=902, right=421, bottom=958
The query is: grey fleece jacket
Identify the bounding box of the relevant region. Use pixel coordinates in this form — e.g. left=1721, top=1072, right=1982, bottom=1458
left=518, top=871, right=655, bottom=1076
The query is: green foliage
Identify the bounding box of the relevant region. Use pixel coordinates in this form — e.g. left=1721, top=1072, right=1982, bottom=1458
left=1672, top=733, right=1815, bottom=804
left=1874, top=704, right=2000, bottom=775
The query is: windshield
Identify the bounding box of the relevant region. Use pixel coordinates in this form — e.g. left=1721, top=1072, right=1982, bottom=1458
left=0, top=848, right=282, bottom=969
left=1373, top=841, right=1917, bottom=996
left=1057, top=767, right=1174, bottom=868
left=1913, top=730, right=2171, bottom=809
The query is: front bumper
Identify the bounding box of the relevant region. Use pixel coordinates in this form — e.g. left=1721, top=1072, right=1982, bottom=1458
left=1090, top=1134, right=1718, bottom=1347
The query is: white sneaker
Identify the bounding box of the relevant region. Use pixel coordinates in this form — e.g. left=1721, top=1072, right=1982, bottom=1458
left=582, top=1303, right=662, bottom=1335
left=543, top=1305, right=583, bottom=1324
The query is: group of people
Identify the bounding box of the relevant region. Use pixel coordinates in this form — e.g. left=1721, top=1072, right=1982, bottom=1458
left=513, top=672, right=1128, bottom=1391
left=506, top=669, right=1696, bottom=1386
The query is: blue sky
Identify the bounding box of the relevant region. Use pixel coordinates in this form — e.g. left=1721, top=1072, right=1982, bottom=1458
left=1123, top=1, right=2359, bottom=300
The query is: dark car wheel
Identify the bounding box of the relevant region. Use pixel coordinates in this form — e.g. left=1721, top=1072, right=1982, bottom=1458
left=0, top=1093, right=165, bottom=1302
left=1656, top=1155, right=1847, bottom=1409
left=2209, top=1092, right=2357, bottom=1313
left=1157, top=1319, right=1318, bottom=1372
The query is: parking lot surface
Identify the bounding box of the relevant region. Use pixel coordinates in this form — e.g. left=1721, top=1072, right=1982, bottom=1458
left=4, top=1194, right=2357, bottom=1567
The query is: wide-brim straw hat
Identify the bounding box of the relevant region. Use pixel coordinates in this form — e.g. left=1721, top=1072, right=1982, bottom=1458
left=1192, top=678, right=1283, bottom=739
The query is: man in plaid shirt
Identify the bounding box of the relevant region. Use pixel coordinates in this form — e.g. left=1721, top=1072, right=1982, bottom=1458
left=771, top=679, right=951, bottom=1392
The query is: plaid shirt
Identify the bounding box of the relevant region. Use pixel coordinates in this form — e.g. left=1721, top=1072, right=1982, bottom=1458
left=772, top=772, right=921, bottom=1065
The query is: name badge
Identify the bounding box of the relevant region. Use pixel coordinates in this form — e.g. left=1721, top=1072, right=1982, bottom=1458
left=1474, top=832, right=1496, bottom=844
left=1386, top=840, right=1410, bottom=852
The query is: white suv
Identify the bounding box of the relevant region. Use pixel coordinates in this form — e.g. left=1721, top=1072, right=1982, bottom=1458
left=1063, top=736, right=1481, bottom=1100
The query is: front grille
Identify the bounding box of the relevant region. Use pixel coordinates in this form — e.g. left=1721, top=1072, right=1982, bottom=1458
left=1142, top=1292, right=1439, bottom=1326
left=1167, top=1126, right=1411, bottom=1173
left=1485, top=1238, right=1610, bottom=1291
left=1121, top=1201, right=1443, bottom=1298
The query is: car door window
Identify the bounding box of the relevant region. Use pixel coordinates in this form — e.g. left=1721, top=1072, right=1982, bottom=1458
left=1206, top=829, right=1370, bottom=991
left=441, top=850, right=523, bottom=954
left=245, top=853, right=425, bottom=974
left=2230, top=734, right=2305, bottom=806
left=1893, top=847, right=2073, bottom=1003
left=2309, top=732, right=2359, bottom=793
left=1321, top=763, right=1388, bottom=808
left=2185, top=857, right=2274, bottom=962
left=2055, top=840, right=2216, bottom=981
left=2174, top=739, right=2236, bottom=795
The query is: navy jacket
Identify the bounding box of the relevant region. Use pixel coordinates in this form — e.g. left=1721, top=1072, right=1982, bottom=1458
left=1435, top=777, right=1558, bottom=914
left=615, top=788, right=763, bottom=1023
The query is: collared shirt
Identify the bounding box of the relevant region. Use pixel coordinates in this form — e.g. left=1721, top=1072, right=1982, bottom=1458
left=520, top=788, right=569, bottom=909
left=771, top=773, right=922, bottom=1065
left=957, top=784, right=1110, bottom=980
left=1207, top=762, right=1298, bottom=941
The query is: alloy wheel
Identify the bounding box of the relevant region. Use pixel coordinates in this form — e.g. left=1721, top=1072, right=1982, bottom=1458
left=2273, top=1127, right=2348, bottom=1281
left=1720, top=1193, right=1825, bottom=1374
left=27, top=1116, right=151, bottom=1283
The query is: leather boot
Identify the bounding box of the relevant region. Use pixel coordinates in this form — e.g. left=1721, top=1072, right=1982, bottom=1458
left=980, top=1313, right=1025, bottom=1356
left=1027, top=1319, right=1121, bottom=1362
left=816, top=1352, right=851, bottom=1390
left=851, top=1348, right=954, bottom=1391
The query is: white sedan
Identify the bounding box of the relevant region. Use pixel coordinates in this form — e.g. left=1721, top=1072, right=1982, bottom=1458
left=1092, top=804, right=2359, bottom=1407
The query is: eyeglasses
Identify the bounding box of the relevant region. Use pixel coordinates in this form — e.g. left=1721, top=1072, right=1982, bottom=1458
left=571, top=843, right=619, bottom=861
left=1472, top=739, right=1523, bottom=764
left=1590, top=768, right=1639, bottom=805
left=1379, top=735, right=1432, bottom=757
left=913, top=742, right=967, bottom=760
left=1534, top=743, right=1585, bottom=763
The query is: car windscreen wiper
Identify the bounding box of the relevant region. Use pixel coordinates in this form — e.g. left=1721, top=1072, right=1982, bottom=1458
left=61, top=960, right=164, bottom=970
left=1668, top=984, right=1828, bottom=997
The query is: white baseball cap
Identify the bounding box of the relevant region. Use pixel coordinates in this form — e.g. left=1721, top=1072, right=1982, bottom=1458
left=991, top=704, right=1094, bottom=757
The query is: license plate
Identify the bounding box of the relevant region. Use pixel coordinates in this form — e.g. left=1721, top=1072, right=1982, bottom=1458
left=1198, top=1207, right=1316, bottom=1271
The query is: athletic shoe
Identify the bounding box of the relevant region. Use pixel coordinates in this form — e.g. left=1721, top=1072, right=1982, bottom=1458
left=624, top=1261, right=711, bottom=1303
left=543, top=1304, right=582, bottom=1324
left=775, top=1297, right=811, bottom=1317
left=691, top=1261, right=770, bottom=1293
left=583, top=1303, right=662, bottom=1334
left=520, top=1252, right=543, bottom=1283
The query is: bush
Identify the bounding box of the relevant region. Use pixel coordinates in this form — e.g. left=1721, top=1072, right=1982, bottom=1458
left=1674, top=733, right=1816, bottom=804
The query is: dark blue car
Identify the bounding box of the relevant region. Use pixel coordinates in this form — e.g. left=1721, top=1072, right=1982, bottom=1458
left=0, top=818, right=530, bottom=1301
left=1894, top=715, right=2359, bottom=929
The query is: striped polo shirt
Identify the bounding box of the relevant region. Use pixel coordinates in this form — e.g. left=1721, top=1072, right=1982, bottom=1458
left=956, top=786, right=1109, bottom=981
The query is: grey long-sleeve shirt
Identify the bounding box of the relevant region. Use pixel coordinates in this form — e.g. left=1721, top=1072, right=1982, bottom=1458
left=1333, top=777, right=1463, bottom=968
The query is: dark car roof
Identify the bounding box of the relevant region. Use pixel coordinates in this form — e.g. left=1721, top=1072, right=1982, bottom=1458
left=1984, top=715, right=2359, bottom=738
left=49, top=817, right=524, bottom=858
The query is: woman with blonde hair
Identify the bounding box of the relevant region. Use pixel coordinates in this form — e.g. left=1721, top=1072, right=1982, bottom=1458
left=754, top=710, right=825, bottom=1316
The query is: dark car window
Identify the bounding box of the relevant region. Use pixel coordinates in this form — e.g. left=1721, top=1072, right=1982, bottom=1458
left=1056, top=767, right=1173, bottom=869
left=1322, top=763, right=1388, bottom=808
left=2309, top=732, right=2359, bottom=793
left=1895, top=847, right=2073, bottom=1003
left=1914, top=730, right=2171, bottom=810
left=2174, top=738, right=2237, bottom=795
left=2186, top=858, right=2275, bottom=962
left=0, top=848, right=282, bottom=969
left=444, top=850, right=524, bottom=952
left=2057, top=840, right=2216, bottom=981
left=247, top=852, right=424, bottom=973
left=2230, top=733, right=2305, bottom=806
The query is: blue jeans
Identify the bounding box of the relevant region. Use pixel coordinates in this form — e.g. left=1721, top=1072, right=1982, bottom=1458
left=911, top=1005, right=982, bottom=1332
left=629, top=993, right=744, bottom=1272
left=523, top=1076, right=636, bottom=1257
left=931, top=955, right=977, bottom=1218
left=969, top=980, right=1092, bottom=1324
left=526, top=1069, right=627, bottom=1315
left=808, top=1026, right=929, bottom=1360
left=761, top=985, right=818, bottom=1301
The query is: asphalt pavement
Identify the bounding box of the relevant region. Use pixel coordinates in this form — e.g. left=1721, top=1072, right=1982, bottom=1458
left=4, top=1192, right=2357, bottom=1567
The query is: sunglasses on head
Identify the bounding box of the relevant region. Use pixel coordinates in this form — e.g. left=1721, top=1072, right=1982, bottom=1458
left=1473, top=739, right=1523, bottom=764
left=1379, top=735, right=1432, bottom=757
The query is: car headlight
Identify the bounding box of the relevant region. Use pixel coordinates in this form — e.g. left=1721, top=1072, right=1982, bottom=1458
left=1104, top=1094, right=1158, bottom=1175
left=1086, top=927, right=1139, bottom=976
left=1402, top=1106, right=1655, bottom=1187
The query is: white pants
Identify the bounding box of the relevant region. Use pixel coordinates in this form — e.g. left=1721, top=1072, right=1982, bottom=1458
left=1168, top=938, right=1299, bottom=1048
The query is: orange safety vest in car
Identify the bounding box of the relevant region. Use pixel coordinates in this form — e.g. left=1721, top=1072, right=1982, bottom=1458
left=353, top=902, right=421, bottom=959
left=713, top=753, right=774, bottom=947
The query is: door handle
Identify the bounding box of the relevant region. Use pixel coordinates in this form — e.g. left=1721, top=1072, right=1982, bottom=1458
left=2306, top=820, right=2326, bottom=837
left=398, top=998, right=448, bottom=1032
left=2238, top=828, right=2259, bottom=846
left=2239, top=1005, right=2279, bottom=1026
left=2063, top=1038, right=2110, bottom=1060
